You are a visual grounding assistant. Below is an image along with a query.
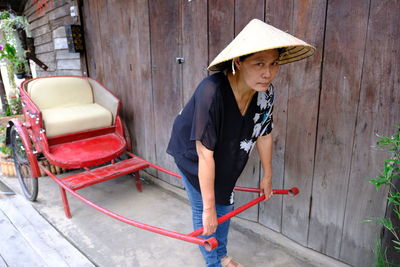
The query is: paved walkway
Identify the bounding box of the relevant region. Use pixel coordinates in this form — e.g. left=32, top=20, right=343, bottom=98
left=0, top=174, right=349, bottom=267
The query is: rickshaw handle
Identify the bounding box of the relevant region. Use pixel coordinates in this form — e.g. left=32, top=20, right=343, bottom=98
left=188, top=187, right=299, bottom=237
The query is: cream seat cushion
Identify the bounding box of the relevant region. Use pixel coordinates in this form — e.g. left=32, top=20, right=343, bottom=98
left=41, top=103, right=112, bottom=137
left=27, top=77, right=113, bottom=137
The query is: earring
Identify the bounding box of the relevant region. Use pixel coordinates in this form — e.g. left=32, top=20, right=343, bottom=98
left=232, top=60, right=236, bottom=75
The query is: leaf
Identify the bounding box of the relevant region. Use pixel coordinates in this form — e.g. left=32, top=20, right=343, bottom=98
left=388, top=193, right=400, bottom=205
left=393, top=240, right=400, bottom=251
left=363, top=218, right=395, bottom=231
left=394, top=208, right=400, bottom=219
left=368, top=176, right=389, bottom=190
left=388, top=198, right=400, bottom=206
left=377, top=218, right=395, bottom=231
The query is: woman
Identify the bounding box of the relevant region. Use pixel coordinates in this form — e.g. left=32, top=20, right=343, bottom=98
left=167, top=19, right=315, bottom=267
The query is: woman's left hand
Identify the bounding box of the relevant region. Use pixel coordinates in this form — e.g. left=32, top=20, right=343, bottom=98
left=260, top=176, right=273, bottom=201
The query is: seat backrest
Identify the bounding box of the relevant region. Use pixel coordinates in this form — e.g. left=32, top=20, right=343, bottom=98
left=27, top=77, right=93, bottom=110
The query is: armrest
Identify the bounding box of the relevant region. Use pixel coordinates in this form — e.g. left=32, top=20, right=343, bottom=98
left=87, top=79, right=120, bottom=124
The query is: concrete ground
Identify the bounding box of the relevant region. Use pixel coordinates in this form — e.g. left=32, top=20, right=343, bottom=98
left=0, top=172, right=350, bottom=267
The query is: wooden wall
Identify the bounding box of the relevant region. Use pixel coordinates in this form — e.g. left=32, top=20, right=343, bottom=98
left=23, top=0, right=86, bottom=77
left=80, top=0, right=400, bottom=266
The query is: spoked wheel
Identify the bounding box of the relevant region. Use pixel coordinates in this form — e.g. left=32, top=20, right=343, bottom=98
left=10, top=125, right=38, bottom=201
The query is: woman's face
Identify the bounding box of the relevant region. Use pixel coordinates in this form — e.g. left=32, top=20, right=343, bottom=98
left=234, top=49, right=280, bottom=92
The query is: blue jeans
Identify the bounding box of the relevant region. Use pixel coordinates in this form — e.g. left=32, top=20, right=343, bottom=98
left=180, top=171, right=234, bottom=267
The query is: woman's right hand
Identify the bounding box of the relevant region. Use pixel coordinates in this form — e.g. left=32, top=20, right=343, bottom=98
left=202, top=207, right=218, bottom=235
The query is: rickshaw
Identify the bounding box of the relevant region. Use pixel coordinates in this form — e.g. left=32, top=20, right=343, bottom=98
left=6, top=76, right=299, bottom=251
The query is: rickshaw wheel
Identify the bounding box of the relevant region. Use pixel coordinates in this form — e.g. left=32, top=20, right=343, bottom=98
left=10, top=125, right=38, bottom=201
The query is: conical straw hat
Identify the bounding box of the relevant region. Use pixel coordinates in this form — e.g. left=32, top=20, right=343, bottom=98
left=208, top=19, right=315, bottom=71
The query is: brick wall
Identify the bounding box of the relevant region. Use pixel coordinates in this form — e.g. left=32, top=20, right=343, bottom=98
left=23, top=0, right=86, bottom=77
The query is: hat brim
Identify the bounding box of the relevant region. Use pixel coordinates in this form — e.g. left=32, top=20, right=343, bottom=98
left=208, top=45, right=315, bottom=72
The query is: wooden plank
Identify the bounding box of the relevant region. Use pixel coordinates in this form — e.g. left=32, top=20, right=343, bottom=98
left=126, top=0, right=157, bottom=169
left=281, top=0, right=326, bottom=246
left=105, top=0, right=132, bottom=121
left=179, top=0, right=208, bottom=188
left=0, top=208, right=46, bottom=267
left=339, top=0, right=400, bottom=265
left=307, top=0, right=370, bottom=258
left=182, top=0, right=208, bottom=104
left=234, top=0, right=264, bottom=32
left=94, top=0, right=114, bottom=92
left=82, top=0, right=97, bottom=79
left=0, top=195, right=94, bottom=267
left=149, top=0, right=183, bottom=186
left=208, top=0, right=235, bottom=64
left=81, top=0, right=157, bottom=176
left=102, top=0, right=126, bottom=98
left=81, top=0, right=156, bottom=170
left=102, top=0, right=135, bottom=150
left=233, top=0, right=265, bottom=222
left=259, top=0, right=294, bottom=232
left=11, top=195, right=95, bottom=266
left=81, top=0, right=104, bottom=80
left=0, top=255, right=6, bottom=267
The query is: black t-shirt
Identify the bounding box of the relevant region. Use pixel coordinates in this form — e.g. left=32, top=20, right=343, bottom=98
left=167, top=72, right=274, bottom=205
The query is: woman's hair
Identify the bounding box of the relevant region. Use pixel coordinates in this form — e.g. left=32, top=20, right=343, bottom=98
left=239, top=47, right=285, bottom=62
left=222, top=48, right=285, bottom=72
left=239, top=53, right=255, bottom=61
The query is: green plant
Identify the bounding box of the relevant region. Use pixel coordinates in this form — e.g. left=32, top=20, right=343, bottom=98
left=0, top=10, right=10, bottom=20
left=1, top=94, right=22, bottom=116
left=0, top=143, right=12, bottom=158
left=6, top=95, right=22, bottom=116
left=0, top=10, right=29, bottom=75
left=374, top=239, right=393, bottom=267
left=0, top=42, right=17, bottom=63
left=0, top=10, right=28, bottom=63
left=0, top=46, right=27, bottom=76
left=0, top=10, right=28, bottom=33
left=9, top=95, right=22, bottom=115
left=0, top=44, right=18, bottom=88
left=13, top=57, right=26, bottom=74
left=0, top=10, right=29, bottom=108
left=366, top=126, right=400, bottom=264
left=0, top=126, right=6, bottom=137
left=0, top=126, right=12, bottom=158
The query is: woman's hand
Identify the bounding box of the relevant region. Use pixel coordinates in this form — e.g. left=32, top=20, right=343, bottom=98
left=202, top=207, right=218, bottom=235
left=260, top=176, right=273, bottom=201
